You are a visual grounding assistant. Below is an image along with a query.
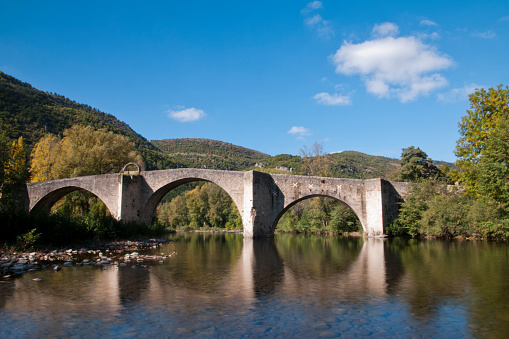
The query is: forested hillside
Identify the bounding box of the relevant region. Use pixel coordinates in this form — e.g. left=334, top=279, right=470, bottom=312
left=0, top=71, right=174, bottom=170
left=151, top=138, right=268, bottom=170
left=328, top=151, right=399, bottom=179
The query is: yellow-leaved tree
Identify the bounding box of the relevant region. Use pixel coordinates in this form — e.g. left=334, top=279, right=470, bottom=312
left=31, top=125, right=144, bottom=182
left=4, top=136, right=30, bottom=184
left=30, top=125, right=144, bottom=217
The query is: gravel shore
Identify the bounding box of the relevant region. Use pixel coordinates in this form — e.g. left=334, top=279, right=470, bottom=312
left=1, top=238, right=174, bottom=279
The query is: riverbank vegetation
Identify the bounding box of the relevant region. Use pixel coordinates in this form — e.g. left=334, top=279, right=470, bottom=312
left=390, top=85, right=509, bottom=239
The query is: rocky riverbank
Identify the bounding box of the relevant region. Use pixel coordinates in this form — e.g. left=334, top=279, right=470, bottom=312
left=0, top=238, right=174, bottom=279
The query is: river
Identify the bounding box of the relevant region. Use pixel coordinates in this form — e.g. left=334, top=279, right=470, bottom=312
left=1, top=233, right=508, bottom=338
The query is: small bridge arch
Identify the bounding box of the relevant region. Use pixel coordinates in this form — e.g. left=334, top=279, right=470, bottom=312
left=138, top=169, right=245, bottom=224
left=27, top=174, right=121, bottom=218
left=270, top=193, right=363, bottom=234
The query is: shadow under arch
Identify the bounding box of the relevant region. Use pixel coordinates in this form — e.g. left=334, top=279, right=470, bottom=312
left=140, top=177, right=243, bottom=225
left=30, top=186, right=115, bottom=216
left=270, top=193, right=364, bottom=234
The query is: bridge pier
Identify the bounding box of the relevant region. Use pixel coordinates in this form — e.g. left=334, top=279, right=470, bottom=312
left=242, top=171, right=284, bottom=238
left=117, top=174, right=143, bottom=222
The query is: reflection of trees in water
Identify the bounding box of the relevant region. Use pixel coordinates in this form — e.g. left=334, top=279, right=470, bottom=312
left=0, top=279, right=15, bottom=309
left=392, top=239, right=509, bottom=337
left=274, top=234, right=364, bottom=278
left=150, top=233, right=244, bottom=292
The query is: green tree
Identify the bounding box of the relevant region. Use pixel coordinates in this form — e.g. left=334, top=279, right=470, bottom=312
left=455, top=85, right=509, bottom=191
left=395, top=146, right=443, bottom=182
left=476, top=116, right=509, bottom=212
left=0, top=124, right=10, bottom=186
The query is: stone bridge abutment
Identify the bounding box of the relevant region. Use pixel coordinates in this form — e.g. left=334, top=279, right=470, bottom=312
left=19, top=169, right=411, bottom=238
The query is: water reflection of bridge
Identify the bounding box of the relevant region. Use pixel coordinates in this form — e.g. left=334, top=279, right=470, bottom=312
left=3, top=237, right=392, bottom=320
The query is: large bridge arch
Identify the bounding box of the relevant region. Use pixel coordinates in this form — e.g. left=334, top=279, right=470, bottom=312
left=270, top=193, right=364, bottom=234
left=139, top=169, right=246, bottom=224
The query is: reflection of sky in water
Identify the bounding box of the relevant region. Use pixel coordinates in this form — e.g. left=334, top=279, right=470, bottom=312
left=0, top=234, right=506, bottom=337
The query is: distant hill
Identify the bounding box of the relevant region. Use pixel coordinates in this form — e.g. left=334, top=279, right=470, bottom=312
left=327, top=151, right=400, bottom=179
left=151, top=138, right=269, bottom=171
left=0, top=71, right=174, bottom=170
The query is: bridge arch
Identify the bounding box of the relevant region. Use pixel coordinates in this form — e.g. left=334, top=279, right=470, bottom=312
left=270, top=193, right=364, bottom=234
left=30, top=186, right=116, bottom=217
left=26, top=173, right=121, bottom=219
left=139, top=169, right=245, bottom=225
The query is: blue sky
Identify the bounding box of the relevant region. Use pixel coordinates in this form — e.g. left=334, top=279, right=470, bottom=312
left=1, top=0, right=508, bottom=162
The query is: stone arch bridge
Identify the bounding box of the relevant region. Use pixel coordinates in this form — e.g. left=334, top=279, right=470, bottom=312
left=20, top=169, right=411, bottom=238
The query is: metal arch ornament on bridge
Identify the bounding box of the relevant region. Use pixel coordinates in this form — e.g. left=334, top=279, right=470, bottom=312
left=20, top=164, right=412, bottom=238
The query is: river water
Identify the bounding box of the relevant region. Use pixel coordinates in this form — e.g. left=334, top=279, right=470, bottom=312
left=1, top=233, right=509, bottom=338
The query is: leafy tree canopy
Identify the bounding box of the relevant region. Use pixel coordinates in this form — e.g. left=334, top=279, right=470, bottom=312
left=31, top=125, right=143, bottom=181
left=455, top=85, right=509, bottom=188
left=395, top=146, right=444, bottom=182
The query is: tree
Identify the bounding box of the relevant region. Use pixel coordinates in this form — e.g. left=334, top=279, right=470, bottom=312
left=0, top=125, right=10, bottom=185
left=394, top=146, right=443, bottom=182
left=29, top=134, right=61, bottom=182
left=455, top=85, right=509, bottom=189
left=31, top=125, right=144, bottom=181
left=477, top=116, right=509, bottom=212
left=300, top=141, right=331, bottom=177
left=4, top=136, right=30, bottom=184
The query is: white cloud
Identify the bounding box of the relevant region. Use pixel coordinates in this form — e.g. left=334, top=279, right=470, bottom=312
left=288, top=126, right=312, bottom=139
left=301, top=1, right=334, bottom=38
left=471, top=30, right=496, bottom=39
left=420, top=19, right=438, bottom=26
left=313, top=92, right=352, bottom=106
left=437, top=83, right=480, bottom=103
left=418, top=31, right=440, bottom=40
left=304, top=14, right=334, bottom=38
left=498, top=15, right=509, bottom=22
left=301, top=1, right=323, bottom=14
left=305, top=14, right=323, bottom=26
left=372, top=22, right=399, bottom=38
left=331, top=25, right=453, bottom=102
left=168, top=107, right=206, bottom=122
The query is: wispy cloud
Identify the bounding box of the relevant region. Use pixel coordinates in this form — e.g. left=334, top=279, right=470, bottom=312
left=437, top=83, right=480, bottom=103
left=301, top=1, right=334, bottom=39
left=288, top=126, right=312, bottom=139
left=372, top=22, right=399, bottom=38
left=168, top=107, right=206, bottom=122
left=471, top=30, right=496, bottom=39
left=301, top=1, right=323, bottom=14
left=498, top=15, right=509, bottom=22
left=420, top=19, right=438, bottom=26
left=313, top=92, right=352, bottom=106
left=331, top=23, right=453, bottom=102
